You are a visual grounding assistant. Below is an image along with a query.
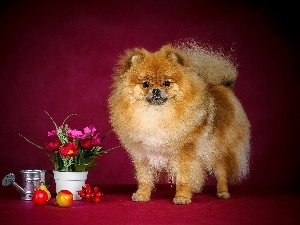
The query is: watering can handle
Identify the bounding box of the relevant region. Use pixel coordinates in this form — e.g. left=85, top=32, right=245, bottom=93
left=45, top=170, right=54, bottom=188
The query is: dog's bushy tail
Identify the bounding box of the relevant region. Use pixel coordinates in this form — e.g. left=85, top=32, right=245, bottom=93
left=176, top=39, right=238, bottom=88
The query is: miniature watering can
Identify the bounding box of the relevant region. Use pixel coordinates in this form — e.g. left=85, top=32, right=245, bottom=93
left=2, top=170, right=53, bottom=200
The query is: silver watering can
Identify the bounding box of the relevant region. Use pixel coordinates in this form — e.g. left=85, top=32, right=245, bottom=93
left=2, top=170, right=53, bottom=200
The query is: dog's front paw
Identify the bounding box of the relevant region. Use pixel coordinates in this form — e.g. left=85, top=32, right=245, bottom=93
left=172, top=196, right=192, bottom=205
left=217, top=192, right=230, bottom=199
left=132, top=192, right=151, bottom=202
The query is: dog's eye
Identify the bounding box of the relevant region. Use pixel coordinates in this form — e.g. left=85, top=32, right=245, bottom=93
left=162, top=80, right=171, bottom=87
left=142, top=81, right=151, bottom=88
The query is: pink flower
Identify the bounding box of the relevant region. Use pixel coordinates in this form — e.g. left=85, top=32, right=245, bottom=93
left=82, top=126, right=97, bottom=138
left=92, top=133, right=101, bottom=146
left=66, top=129, right=83, bottom=139
left=47, top=130, right=57, bottom=136
left=59, top=142, right=78, bottom=157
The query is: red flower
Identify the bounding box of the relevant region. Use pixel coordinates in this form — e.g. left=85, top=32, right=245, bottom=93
left=80, top=138, right=94, bottom=149
left=80, top=133, right=101, bottom=150
left=45, top=136, right=61, bottom=151
left=59, top=142, right=78, bottom=157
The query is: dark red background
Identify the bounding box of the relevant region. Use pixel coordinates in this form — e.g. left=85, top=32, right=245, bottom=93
left=0, top=0, right=299, bottom=188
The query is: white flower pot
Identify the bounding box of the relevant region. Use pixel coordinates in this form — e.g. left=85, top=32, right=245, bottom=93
left=53, top=171, right=88, bottom=200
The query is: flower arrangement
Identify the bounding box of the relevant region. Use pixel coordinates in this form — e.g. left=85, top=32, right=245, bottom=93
left=20, top=111, right=117, bottom=172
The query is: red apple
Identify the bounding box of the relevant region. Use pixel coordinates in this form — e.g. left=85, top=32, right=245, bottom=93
left=32, top=189, right=48, bottom=205
left=56, top=190, right=73, bottom=207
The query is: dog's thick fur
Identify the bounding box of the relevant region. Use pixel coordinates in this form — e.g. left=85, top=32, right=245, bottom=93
left=108, top=41, right=250, bottom=204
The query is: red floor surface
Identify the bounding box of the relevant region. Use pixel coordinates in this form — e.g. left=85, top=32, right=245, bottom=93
left=1, top=184, right=299, bottom=225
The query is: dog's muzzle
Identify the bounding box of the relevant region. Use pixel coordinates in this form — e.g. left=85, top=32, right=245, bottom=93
left=147, top=89, right=167, bottom=105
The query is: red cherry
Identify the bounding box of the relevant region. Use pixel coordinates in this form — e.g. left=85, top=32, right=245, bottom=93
left=83, top=184, right=90, bottom=190
left=86, top=193, right=92, bottom=199
left=78, top=184, right=101, bottom=203
left=94, top=187, right=99, bottom=193
left=93, top=197, right=101, bottom=203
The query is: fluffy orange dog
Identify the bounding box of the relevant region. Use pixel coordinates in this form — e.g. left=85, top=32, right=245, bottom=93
left=108, top=41, right=250, bottom=204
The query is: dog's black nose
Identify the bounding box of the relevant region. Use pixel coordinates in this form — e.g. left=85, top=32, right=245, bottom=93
left=147, top=88, right=167, bottom=105
left=152, top=89, right=161, bottom=99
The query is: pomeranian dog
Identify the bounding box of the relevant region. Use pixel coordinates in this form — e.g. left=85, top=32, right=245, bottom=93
left=108, top=40, right=250, bottom=204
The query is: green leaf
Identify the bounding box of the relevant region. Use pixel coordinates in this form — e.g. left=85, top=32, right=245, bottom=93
left=84, top=156, right=98, bottom=164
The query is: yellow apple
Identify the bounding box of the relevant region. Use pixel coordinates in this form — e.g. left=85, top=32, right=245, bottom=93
left=56, top=190, right=73, bottom=207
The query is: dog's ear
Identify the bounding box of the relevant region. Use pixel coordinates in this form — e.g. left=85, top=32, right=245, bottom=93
left=160, top=44, right=188, bottom=66
left=116, top=48, right=148, bottom=75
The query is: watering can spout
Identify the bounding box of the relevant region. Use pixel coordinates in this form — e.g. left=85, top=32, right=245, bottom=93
left=2, top=173, right=27, bottom=196
left=11, top=181, right=27, bottom=196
